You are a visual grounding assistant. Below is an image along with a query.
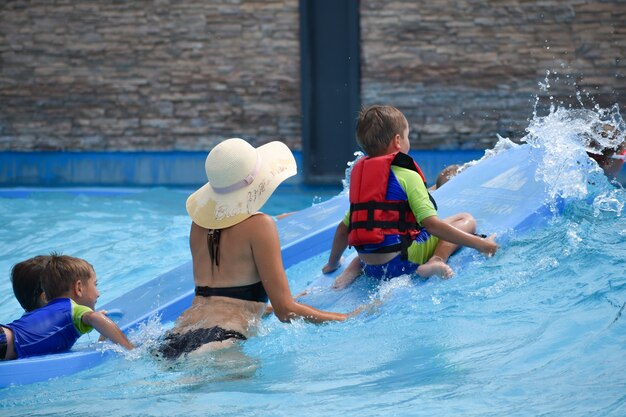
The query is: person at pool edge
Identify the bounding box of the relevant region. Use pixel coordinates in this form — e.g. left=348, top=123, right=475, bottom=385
left=1, top=254, right=133, bottom=360
left=157, top=138, right=358, bottom=360
left=322, top=105, right=499, bottom=289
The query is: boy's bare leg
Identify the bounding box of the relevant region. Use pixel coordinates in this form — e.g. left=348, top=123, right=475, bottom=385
left=416, top=213, right=476, bottom=279
left=331, top=257, right=363, bottom=290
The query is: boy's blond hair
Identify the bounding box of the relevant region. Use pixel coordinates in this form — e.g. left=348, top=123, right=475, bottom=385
left=355, top=105, right=408, bottom=156
left=41, top=253, right=94, bottom=300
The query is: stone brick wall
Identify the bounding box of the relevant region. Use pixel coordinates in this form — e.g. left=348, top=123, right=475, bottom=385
left=0, top=0, right=624, bottom=151
left=361, top=0, right=626, bottom=149
left=0, top=0, right=301, bottom=151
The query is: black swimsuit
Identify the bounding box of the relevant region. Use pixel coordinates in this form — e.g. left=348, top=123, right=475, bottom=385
left=201, top=228, right=269, bottom=303
left=194, top=281, right=268, bottom=303
left=156, top=230, right=270, bottom=360
left=156, top=283, right=267, bottom=360
left=157, top=326, right=247, bottom=360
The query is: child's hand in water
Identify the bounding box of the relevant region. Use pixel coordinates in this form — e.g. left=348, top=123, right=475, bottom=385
left=480, top=234, right=499, bottom=257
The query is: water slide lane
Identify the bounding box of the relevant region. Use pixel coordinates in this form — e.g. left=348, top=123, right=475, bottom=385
left=0, top=143, right=559, bottom=387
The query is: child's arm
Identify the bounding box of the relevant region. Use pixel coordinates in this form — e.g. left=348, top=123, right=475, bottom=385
left=82, top=311, right=134, bottom=350
left=422, top=216, right=498, bottom=256
left=322, top=222, right=349, bottom=273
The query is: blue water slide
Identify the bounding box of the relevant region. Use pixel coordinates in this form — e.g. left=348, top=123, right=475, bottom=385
left=0, top=143, right=559, bottom=387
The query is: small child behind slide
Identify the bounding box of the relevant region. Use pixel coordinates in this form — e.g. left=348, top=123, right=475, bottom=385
left=0, top=254, right=133, bottom=360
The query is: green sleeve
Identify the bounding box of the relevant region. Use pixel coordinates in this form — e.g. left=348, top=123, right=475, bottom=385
left=71, top=299, right=95, bottom=335
left=342, top=210, right=350, bottom=227
left=390, top=165, right=438, bottom=224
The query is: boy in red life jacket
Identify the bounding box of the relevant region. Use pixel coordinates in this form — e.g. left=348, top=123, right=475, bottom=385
left=322, top=105, right=498, bottom=289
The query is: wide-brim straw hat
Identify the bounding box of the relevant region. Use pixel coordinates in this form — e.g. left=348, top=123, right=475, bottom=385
left=186, top=138, right=297, bottom=229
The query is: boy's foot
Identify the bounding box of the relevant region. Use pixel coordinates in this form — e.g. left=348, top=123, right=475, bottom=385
left=331, top=273, right=352, bottom=290
left=416, top=256, right=454, bottom=279
left=331, top=257, right=364, bottom=290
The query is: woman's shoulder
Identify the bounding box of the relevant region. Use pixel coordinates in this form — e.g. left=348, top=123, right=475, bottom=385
left=191, top=214, right=276, bottom=237
left=244, top=212, right=275, bottom=229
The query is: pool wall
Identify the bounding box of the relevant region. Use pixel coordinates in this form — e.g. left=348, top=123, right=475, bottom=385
left=0, top=150, right=500, bottom=188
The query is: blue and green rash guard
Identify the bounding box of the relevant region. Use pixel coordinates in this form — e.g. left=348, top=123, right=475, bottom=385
left=4, top=297, right=93, bottom=358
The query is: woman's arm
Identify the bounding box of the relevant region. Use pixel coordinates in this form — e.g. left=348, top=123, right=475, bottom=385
left=82, top=311, right=134, bottom=350
left=250, top=215, right=348, bottom=323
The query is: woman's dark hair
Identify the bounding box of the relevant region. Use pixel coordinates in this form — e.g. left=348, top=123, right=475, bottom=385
left=207, top=229, right=221, bottom=269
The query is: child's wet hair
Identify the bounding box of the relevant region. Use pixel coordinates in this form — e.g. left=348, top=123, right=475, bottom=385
left=356, top=105, right=408, bottom=156
left=11, top=255, right=49, bottom=312
left=40, top=253, right=94, bottom=300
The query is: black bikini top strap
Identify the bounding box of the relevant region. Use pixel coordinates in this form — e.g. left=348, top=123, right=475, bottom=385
left=195, top=281, right=268, bottom=303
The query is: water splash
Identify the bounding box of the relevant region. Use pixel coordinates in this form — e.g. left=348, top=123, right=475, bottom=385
left=522, top=105, right=624, bottom=200
left=341, top=151, right=365, bottom=193
left=115, top=313, right=169, bottom=361
left=457, top=134, right=520, bottom=174
left=593, top=189, right=624, bottom=217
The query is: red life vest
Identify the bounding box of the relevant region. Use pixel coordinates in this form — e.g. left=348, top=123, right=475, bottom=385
left=347, top=152, right=436, bottom=255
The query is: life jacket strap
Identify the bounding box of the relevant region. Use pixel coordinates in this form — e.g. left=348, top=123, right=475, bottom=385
left=350, top=220, right=419, bottom=231
left=354, top=243, right=402, bottom=253
left=354, top=234, right=414, bottom=260
left=349, top=201, right=416, bottom=232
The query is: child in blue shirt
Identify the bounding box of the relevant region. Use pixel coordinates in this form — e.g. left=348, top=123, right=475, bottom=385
left=0, top=254, right=133, bottom=360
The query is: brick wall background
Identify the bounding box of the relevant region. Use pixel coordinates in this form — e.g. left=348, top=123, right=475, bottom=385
left=0, top=0, right=624, bottom=151
left=0, top=0, right=301, bottom=151
left=361, top=0, right=625, bottom=148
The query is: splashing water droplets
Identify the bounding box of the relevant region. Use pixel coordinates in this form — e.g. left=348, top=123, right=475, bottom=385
left=341, top=151, right=365, bottom=192
left=593, top=190, right=624, bottom=217
left=523, top=105, right=624, bottom=200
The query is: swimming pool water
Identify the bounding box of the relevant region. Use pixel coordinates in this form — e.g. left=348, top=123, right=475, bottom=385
left=1, top=184, right=624, bottom=416
left=1, top=177, right=625, bottom=416
left=0, top=184, right=340, bottom=314
left=1, top=108, right=625, bottom=416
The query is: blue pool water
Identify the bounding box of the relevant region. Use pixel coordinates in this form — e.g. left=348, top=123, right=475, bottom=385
left=1, top=108, right=625, bottom=416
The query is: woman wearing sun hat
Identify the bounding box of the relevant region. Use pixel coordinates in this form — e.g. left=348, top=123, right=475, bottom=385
left=157, top=138, right=351, bottom=359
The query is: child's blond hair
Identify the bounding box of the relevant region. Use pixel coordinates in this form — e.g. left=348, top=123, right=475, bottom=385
left=41, top=253, right=94, bottom=300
